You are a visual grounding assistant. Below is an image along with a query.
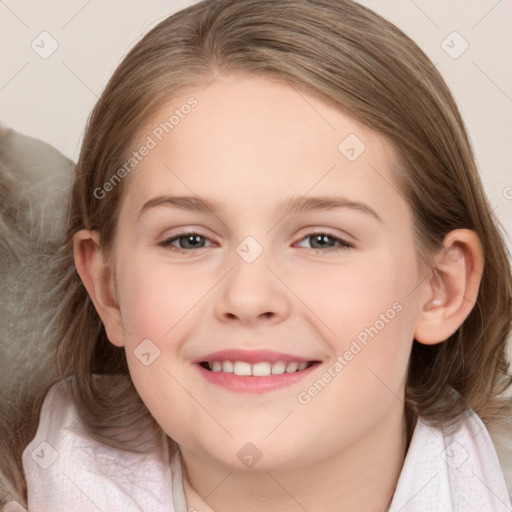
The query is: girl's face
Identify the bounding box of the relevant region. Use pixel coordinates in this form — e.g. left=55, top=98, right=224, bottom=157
left=110, top=73, right=427, bottom=470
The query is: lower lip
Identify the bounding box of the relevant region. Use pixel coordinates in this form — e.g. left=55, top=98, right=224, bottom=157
left=194, top=363, right=318, bottom=393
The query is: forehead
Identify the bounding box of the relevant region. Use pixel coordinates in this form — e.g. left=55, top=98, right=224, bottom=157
left=120, top=73, right=408, bottom=224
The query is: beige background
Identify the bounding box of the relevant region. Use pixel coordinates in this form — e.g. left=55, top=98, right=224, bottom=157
left=1, top=0, right=511, bottom=249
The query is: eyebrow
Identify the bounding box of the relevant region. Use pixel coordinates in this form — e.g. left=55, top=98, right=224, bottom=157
left=138, top=195, right=223, bottom=218
left=138, top=194, right=382, bottom=222
left=280, top=195, right=382, bottom=222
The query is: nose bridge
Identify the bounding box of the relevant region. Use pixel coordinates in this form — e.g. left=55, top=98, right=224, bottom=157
left=214, top=236, right=291, bottom=324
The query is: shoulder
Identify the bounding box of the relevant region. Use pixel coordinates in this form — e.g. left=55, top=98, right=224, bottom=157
left=487, top=409, right=512, bottom=502
left=22, top=378, right=176, bottom=511
left=433, top=411, right=512, bottom=502
left=450, top=407, right=512, bottom=502
left=26, top=378, right=75, bottom=443
left=390, top=410, right=511, bottom=511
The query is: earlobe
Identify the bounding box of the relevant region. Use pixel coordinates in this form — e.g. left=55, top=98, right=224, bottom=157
left=73, top=230, right=125, bottom=347
left=414, top=229, right=484, bottom=345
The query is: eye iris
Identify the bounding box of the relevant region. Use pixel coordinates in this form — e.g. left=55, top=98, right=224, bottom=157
left=180, top=234, right=205, bottom=249
left=311, top=234, right=334, bottom=249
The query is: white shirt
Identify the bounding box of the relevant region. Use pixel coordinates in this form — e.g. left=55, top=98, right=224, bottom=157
left=389, top=410, right=511, bottom=511
left=19, top=380, right=512, bottom=511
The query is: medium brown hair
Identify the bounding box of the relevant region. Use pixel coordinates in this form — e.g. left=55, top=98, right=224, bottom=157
left=3, top=0, right=511, bottom=504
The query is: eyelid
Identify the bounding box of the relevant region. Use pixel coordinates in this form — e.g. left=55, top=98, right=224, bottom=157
left=159, top=228, right=217, bottom=248
left=294, top=230, right=354, bottom=250
left=159, top=226, right=214, bottom=240
left=294, top=225, right=355, bottom=244
left=159, top=228, right=354, bottom=254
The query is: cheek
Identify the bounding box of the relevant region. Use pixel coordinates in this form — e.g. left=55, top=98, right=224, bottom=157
left=116, top=258, right=204, bottom=344
left=114, top=257, right=216, bottom=438
left=298, top=252, right=416, bottom=346
left=115, top=260, right=197, bottom=440
left=291, top=267, right=415, bottom=459
left=296, top=248, right=418, bottom=406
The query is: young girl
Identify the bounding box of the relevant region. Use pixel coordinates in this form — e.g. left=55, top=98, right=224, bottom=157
left=2, top=0, right=512, bottom=510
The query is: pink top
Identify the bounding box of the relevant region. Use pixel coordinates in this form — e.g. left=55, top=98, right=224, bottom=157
left=21, top=380, right=185, bottom=511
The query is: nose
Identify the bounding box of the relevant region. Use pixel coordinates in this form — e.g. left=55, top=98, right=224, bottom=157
left=214, top=252, right=292, bottom=327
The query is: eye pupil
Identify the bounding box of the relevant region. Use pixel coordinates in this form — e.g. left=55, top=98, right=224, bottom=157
left=181, top=234, right=205, bottom=249
left=311, top=234, right=334, bottom=249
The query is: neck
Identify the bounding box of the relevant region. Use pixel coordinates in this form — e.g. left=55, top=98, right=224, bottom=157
left=179, top=402, right=408, bottom=512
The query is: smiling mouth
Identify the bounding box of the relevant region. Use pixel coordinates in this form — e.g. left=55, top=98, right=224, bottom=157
left=199, top=360, right=317, bottom=376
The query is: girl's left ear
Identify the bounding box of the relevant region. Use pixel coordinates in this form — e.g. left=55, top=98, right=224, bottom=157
left=414, top=229, right=484, bottom=345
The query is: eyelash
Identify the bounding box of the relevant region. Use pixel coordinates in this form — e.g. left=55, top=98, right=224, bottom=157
left=159, top=230, right=354, bottom=254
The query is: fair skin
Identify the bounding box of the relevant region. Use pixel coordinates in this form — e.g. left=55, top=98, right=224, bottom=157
left=74, top=74, right=483, bottom=512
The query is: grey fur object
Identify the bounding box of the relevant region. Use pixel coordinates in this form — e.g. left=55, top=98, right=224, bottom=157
left=0, top=127, right=73, bottom=505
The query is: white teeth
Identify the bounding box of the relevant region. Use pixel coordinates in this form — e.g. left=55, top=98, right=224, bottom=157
left=233, top=361, right=252, bottom=376
left=252, top=362, right=272, bottom=376
left=222, top=361, right=234, bottom=373
left=206, top=360, right=310, bottom=376
left=285, top=362, right=299, bottom=373
left=271, top=361, right=287, bottom=375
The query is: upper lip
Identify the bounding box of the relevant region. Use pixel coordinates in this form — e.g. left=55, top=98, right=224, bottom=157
left=192, top=349, right=318, bottom=364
